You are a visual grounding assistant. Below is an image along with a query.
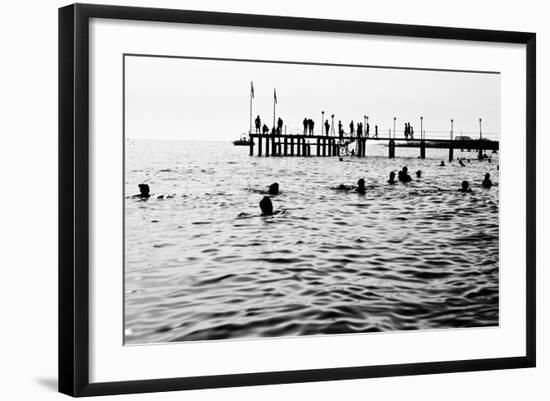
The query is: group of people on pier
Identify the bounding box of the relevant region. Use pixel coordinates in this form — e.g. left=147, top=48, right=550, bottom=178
left=303, top=118, right=316, bottom=135
left=255, top=115, right=285, bottom=135
left=404, top=122, right=415, bottom=139
left=256, top=114, right=382, bottom=138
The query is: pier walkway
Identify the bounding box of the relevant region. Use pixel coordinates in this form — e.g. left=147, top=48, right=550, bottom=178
left=248, top=133, right=498, bottom=161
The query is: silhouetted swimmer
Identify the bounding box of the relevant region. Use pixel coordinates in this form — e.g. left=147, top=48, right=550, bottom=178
left=398, top=166, right=412, bottom=183
left=131, top=183, right=151, bottom=199
left=440, top=160, right=445, bottom=167
left=356, top=178, right=366, bottom=194
left=259, top=196, right=274, bottom=215
left=388, top=171, right=397, bottom=185
left=139, top=184, right=150, bottom=198
left=459, top=180, right=472, bottom=193
left=482, top=173, right=493, bottom=188
left=416, top=170, right=422, bottom=178
left=268, top=182, right=279, bottom=195
left=459, top=159, right=466, bottom=167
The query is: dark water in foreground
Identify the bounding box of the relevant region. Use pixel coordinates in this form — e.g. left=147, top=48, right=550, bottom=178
left=124, top=139, right=499, bottom=344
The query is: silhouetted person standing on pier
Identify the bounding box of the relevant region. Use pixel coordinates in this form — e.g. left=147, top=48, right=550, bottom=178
left=277, top=117, right=283, bottom=135
left=303, top=118, right=308, bottom=135
left=262, top=124, right=269, bottom=135
left=325, top=119, right=330, bottom=136
left=308, top=119, right=314, bottom=135
left=357, top=122, right=363, bottom=138
left=366, top=122, right=370, bottom=138
left=338, top=121, right=343, bottom=139
left=374, top=125, right=378, bottom=138
left=404, top=123, right=409, bottom=139
left=410, top=125, right=414, bottom=139
left=255, top=115, right=261, bottom=134
left=349, top=121, right=354, bottom=137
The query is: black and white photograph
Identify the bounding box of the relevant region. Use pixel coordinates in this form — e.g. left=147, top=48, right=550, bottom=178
left=124, top=54, right=500, bottom=344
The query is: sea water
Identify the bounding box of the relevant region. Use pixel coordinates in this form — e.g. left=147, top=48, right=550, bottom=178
left=124, top=139, right=499, bottom=344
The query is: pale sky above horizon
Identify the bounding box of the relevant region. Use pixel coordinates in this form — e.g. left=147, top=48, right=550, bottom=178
left=124, top=55, right=500, bottom=142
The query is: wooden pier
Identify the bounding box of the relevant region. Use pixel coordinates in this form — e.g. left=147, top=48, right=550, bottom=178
left=248, top=134, right=498, bottom=161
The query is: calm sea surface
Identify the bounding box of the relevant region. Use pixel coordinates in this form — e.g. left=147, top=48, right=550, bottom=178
left=124, top=139, right=499, bottom=344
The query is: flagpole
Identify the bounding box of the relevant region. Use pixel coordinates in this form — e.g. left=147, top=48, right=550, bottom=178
left=249, top=82, right=253, bottom=135
left=273, top=89, right=276, bottom=132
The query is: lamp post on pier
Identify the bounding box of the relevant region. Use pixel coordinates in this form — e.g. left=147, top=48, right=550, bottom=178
left=479, top=118, right=483, bottom=140
left=393, top=117, right=396, bottom=139
left=420, top=116, right=423, bottom=140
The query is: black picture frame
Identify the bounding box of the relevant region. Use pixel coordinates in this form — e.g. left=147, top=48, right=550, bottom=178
left=59, top=3, right=536, bottom=397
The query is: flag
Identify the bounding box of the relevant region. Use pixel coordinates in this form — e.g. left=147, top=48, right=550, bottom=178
left=250, top=81, right=254, bottom=99
left=274, top=88, right=277, bottom=104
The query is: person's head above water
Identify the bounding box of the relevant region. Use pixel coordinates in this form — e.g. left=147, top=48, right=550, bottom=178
left=357, top=178, right=365, bottom=189
left=461, top=180, right=470, bottom=191
left=259, top=196, right=273, bottom=215
left=485, top=173, right=491, bottom=179
left=268, top=182, right=279, bottom=195
left=138, top=184, right=150, bottom=198
left=389, top=171, right=396, bottom=179
left=402, top=166, right=408, bottom=173
left=440, top=160, right=445, bottom=166
left=416, top=170, right=421, bottom=178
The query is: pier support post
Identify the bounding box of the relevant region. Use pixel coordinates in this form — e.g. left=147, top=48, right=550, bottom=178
left=389, top=139, right=395, bottom=158
left=420, top=140, right=426, bottom=159
left=249, top=137, right=254, bottom=156
left=284, top=136, right=288, bottom=156
left=271, top=136, right=276, bottom=156
left=290, top=137, right=294, bottom=156
left=302, top=138, right=307, bottom=156
left=334, top=140, right=339, bottom=157
left=307, top=144, right=311, bottom=156
left=258, top=136, right=262, bottom=156
left=265, top=135, right=270, bottom=157
left=317, top=138, right=320, bottom=156
left=478, top=141, right=483, bottom=160
left=322, top=138, right=327, bottom=156
left=328, top=139, right=332, bottom=156
left=448, top=142, right=454, bottom=162
left=297, top=137, right=301, bottom=156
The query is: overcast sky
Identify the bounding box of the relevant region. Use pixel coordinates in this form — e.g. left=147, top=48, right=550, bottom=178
left=125, top=55, right=500, bottom=142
